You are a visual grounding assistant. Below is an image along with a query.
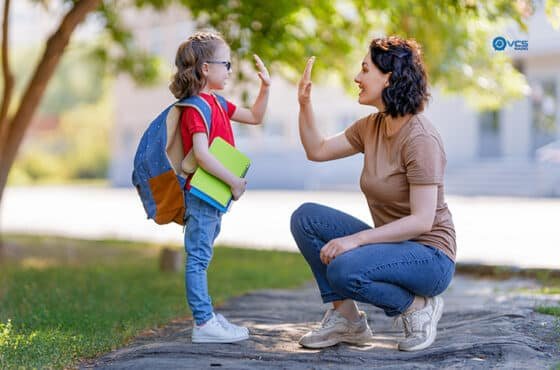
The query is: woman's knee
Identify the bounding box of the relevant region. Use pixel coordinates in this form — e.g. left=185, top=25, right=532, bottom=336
left=290, top=202, right=322, bottom=235
left=326, top=257, right=358, bottom=296
left=291, top=202, right=320, bottom=225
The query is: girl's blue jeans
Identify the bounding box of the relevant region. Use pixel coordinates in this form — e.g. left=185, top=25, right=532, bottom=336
left=183, top=191, right=223, bottom=325
left=290, top=202, right=455, bottom=316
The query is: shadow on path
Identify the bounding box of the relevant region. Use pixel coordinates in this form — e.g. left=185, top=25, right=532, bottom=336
left=84, top=275, right=560, bottom=369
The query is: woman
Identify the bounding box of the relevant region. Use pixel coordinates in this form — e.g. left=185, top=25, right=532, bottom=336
left=291, top=36, right=456, bottom=352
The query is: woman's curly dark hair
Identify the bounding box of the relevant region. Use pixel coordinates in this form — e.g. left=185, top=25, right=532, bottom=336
left=369, top=36, right=430, bottom=118
left=169, top=31, right=226, bottom=99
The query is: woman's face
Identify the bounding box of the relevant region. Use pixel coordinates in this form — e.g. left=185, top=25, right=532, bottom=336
left=354, top=52, right=391, bottom=109
left=204, top=43, right=232, bottom=90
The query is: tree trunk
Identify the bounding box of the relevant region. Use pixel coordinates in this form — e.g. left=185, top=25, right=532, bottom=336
left=159, top=247, right=183, bottom=272
left=0, top=0, right=102, bottom=211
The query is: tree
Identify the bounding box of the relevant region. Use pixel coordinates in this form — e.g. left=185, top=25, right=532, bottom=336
left=1, top=0, right=559, bottom=215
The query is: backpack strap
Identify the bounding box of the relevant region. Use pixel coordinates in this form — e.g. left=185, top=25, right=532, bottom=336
left=213, top=94, right=229, bottom=116
left=175, top=95, right=212, bottom=134
left=175, top=94, right=227, bottom=174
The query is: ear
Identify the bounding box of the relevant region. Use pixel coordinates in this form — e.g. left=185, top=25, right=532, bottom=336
left=201, top=62, right=209, bottom=76
left=384, top=72, right=392, bottom=87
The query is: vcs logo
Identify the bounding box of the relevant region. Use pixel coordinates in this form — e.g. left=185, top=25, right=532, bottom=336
left=492, top=36, right=528, bottom=51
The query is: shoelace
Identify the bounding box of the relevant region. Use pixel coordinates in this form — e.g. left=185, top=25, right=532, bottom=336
left=402, top=311, right=425, bottom=337
left=216, top=314, right=247, bottom=333
left=394, top=313, right=422, bottom=338
left=319, top=309, right=339, bottom=329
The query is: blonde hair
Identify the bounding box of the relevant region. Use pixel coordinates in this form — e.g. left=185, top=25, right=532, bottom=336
left=169, top=31, right=227, bottom=99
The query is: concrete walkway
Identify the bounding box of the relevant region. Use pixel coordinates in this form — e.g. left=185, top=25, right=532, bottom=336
left=2, top=185, right=560, bottom=269
left=84, top=275, right=559, bottom=369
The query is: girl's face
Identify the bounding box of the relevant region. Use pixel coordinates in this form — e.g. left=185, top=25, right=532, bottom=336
left=203, top=43, right=232, bottom=90
left=354, top=52, right=391, bottom=109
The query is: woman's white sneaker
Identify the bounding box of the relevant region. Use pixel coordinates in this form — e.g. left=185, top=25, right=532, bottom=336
left=397, top=296, right=444, bottom=351
left=192, top=313, right=249, bottom=343
left=299, top=309, right=374, bottom=348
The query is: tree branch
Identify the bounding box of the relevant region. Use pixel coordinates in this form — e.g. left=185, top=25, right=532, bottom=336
left=3, top=0, right=101, bottom=158
left=0, top=0, right=13, bottom=150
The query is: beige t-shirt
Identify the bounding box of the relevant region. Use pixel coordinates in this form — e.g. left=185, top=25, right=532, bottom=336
left=345, top=113, right=456, bottom=261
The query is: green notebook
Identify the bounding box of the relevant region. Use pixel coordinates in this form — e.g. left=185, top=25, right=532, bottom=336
left=189, top=137, right=251, bottom=212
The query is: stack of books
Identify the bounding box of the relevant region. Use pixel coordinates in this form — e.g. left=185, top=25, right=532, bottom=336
left=189, top=137, right=251, bottom=212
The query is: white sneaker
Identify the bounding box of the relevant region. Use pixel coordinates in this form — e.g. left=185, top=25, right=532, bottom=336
left=299, top=309, right=373, bottom=349
left=397, top=296, right=444, bottom=351
left=215, top=313, right=249, bottom=336
left=192, top=313, right=249, bottom=343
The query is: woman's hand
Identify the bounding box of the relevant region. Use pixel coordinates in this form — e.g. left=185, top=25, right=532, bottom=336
left=253, top=54, right=271, bottom=87
left=298, top=56, right=315, bottom=106
left=230, top=177, right=247, bottom=201
left=320, top=235, right=360, bottom=265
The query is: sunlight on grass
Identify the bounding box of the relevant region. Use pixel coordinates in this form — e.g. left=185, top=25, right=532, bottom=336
left=0, top=234, right=313, bottom=368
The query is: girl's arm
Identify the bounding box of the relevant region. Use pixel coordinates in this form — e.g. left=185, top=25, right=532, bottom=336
left=191, top=132, right=246, bottom=200
left=319, top=184, right=438, bottom=264
left=298, top=57, right=358, bottom=162
left=231, top=54, right=270, bottom=125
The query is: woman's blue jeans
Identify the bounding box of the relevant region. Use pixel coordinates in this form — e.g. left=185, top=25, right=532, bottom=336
left=183, top=191, right=223, bottom=325
left=290, top=202, right=455, bottom=316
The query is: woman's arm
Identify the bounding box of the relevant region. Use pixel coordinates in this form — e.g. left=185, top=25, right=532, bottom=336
left=319, top=184, right=438, bottom=264
left=191, top=133, right=247, bottom=200
left=298, top=57, right=358, bottom=162
left=231, top=54, right=270, bottom=125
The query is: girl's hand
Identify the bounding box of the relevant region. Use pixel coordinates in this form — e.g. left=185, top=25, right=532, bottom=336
left=298, top=56, right=315, bottom=106
left=320, top=235, right=359, bottom=265
left=231, top=177, right=247, bottom=201
left=253, top=54, right=271, bottom=87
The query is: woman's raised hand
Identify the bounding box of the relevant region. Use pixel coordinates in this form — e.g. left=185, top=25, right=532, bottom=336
left=298, top=56, right=315, bottom=106
left=253, top=54, right=271, bottom=87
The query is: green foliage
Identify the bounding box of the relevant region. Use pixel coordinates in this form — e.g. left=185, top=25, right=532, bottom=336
left=24, top=0, right=560, bottom=111
left=9, top=43, right=106, bottom=115
left=183, top=0, right=538, bottom=109
left=8, top=91, right=112, bottom=185
left=0, top=235, right=313, bottom=368
left=546, top=0, right=560, bottom=29
left=10, top=151, right=69, bottom=183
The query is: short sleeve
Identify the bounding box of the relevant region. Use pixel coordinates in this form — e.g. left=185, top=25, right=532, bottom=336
left=404, top=134, right=446, bottom=185
left=344, top=116, right=369, bottom=153
left=226, top=100, right=237, bottom=118
left=181, top=107, right=208, bottom=136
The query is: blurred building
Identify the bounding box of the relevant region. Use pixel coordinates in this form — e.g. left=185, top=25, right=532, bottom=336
left=110, top=6, right=560, bottom=196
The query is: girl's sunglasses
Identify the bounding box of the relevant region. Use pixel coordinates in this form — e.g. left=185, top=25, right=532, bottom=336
left=206, top=60, right=232, bottom=71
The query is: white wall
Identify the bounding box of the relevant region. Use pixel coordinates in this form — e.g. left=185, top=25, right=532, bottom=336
left=423, top=89, right=478, bottom=166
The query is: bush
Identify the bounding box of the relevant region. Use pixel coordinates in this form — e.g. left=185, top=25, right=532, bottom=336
left=9, top=89, right=113, bottom=185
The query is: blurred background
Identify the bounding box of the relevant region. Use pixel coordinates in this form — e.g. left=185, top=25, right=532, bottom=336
left=1, top=0, right=560, bottom=268
left=3, top=2, right=560, bottom=367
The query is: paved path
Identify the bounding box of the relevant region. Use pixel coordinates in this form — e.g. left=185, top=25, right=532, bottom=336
left=84, top=275, right=559, bottom=369
left=2, top=185, right=560, bottom=269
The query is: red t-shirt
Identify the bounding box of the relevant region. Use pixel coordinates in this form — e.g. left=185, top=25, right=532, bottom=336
left=180, top=92, right=237, bottom=188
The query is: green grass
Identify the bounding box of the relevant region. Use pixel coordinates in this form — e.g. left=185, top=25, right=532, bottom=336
left=530, top=275, right=560, bottom=321
left=536, top=306, right=560, bottom=317
left=0, top=234, right=312, bottom=369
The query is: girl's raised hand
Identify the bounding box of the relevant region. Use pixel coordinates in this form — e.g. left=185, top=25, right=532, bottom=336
left=298, top=56, right=315, bottom=106
left=253, top=54, right=271, bottom=87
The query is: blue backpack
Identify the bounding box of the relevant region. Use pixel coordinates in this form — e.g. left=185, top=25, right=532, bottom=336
left=131, top=94, right=229, bottom=225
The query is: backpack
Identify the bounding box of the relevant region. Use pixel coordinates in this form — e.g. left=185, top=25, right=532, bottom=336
left=131, top=94, right=229, bottom=225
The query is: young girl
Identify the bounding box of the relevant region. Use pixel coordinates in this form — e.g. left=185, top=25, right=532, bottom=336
left=169, top=31, right=270, bottom=343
